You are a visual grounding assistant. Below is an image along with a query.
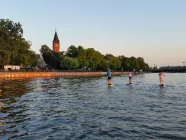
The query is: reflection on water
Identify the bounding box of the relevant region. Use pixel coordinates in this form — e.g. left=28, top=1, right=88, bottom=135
left=0, top=74, right=186, bottom=139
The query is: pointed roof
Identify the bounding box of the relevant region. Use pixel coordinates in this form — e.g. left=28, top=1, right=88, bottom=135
left=53, top=31, right=59, bottom=42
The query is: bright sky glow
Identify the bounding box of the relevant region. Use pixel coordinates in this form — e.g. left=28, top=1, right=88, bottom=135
left=1, top=0, right=186, bottom=67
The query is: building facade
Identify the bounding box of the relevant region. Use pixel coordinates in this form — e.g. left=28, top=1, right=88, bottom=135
left=53, top=31, right=60, bottom=52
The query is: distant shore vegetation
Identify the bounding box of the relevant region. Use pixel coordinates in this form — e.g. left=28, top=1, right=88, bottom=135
left=0, top=19, right=38, bottom=69
left=0, top=18, right=149, bottom=71
left=40, top=45, right=149, bottom=71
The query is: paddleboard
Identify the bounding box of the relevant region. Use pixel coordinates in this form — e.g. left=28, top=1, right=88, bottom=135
left=159, top=84, right=165, bottom=87
left=126, top=83, right=133, bottom=86
left=108, top=83, right=114, bottom=86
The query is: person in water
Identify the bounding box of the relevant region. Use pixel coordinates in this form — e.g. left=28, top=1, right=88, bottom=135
left=107, top=69, right=112, bottom=85
left=127, top=72, right=133, bottom=84
left=159, top=71, right=165, bottom=86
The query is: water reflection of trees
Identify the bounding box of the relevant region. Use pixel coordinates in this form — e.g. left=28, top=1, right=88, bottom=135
left=0, top=78, right=32, bottom=138
left=0, top=78, right=31, bottom=105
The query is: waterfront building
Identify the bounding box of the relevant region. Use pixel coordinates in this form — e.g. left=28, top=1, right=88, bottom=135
left=4, top=65, right=20, bottom=71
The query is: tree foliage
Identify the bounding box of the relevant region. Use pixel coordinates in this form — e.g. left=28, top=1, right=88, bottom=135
left=60, top=56, right=79, bottom=70
left=40, top=45, right=62, bottom=69
left=85, top=48, right=102, bottom=69
left=40, top=44, right=149, bottom=71
left=66, top=45, right=78, bottom=58
left=0, top=19, right=39, bottom=68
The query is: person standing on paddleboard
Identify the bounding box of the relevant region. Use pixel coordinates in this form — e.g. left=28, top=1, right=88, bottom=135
left=159, top=71, right=165, bottom=86
left=127, top=72, right=133, bottom=84
left=107, top=69, right=112, bottom=85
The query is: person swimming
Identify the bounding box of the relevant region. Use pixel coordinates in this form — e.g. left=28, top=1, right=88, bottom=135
left=127, top=72, right=133, bottom=84
left=107, top=69, right=112, bottom=85
left=159, top=71, right=165, bottom=86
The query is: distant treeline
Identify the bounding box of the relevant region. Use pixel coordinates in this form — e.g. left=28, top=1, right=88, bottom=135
left=150, top=66, right=186, bottom=73
left=40, top=45, right=149, bottom=71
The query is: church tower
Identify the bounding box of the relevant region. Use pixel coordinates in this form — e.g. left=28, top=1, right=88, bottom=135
left=53, top=31, right=60, bottom=52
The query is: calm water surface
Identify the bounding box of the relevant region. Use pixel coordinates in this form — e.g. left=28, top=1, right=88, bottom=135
left=0, top=73, right=186, bottom=140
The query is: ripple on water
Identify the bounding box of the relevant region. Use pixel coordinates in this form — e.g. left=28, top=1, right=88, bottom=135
left=0, top=74, right=186, bottom=139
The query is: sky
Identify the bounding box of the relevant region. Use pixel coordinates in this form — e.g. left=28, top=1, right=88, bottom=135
left=1, top=0, right=186, bottom=67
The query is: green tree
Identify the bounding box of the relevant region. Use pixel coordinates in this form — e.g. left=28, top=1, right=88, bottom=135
left=136, top=57, right=146, bottom=71
left=29, top=51, right=39, bottom=67
left=104, top=54, right=114, bottom=60
left=40, top=44, right=51, bottom=54
left=85, top=48, right=102, bottom=70
left=0, top=49, right=11, bottom=69
left=0, top=19, right=38, bottom=68
left=77, top=46, right=89, bottom=69
left=60, top=56, right=71, bottom=69
left=60, top=56, right=79, bottom=70
left=97, top=58, right=109, bottom=71
left=66, top=45, right=78, bottom=58
left=144, top=63, right=149, bottom=71
left=119, top=55, right=128, bottom=71
left=40, top=45, right=52, bottom=66
left=40, top=44, right=62, bottom=69
left=127, top=56, right=137, bottom=71
left=70, top=58, right=79, bottom=69
left=109, top=56, right=121, bottom=70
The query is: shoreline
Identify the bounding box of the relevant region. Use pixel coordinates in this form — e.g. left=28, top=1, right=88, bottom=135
left=0, top=72, right=131, bottom=79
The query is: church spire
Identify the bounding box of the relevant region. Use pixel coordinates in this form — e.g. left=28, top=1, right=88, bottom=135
left=53, top=31, right=59, bottom=42
left=53, top=30, right=60, bottom=52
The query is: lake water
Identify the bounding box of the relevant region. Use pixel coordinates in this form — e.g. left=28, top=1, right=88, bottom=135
left=0, top=73, right=186, bottom=140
